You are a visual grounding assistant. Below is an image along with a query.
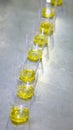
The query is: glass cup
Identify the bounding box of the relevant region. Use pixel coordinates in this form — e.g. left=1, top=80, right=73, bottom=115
left=18, top=59, right=39, bottom=85
left=27, top=43, right=43, bottom=63
left=40, top=0, right=56, bottom=20
left=39, top=18, right=55, bottom=36
left=10, top=104, right=29, bottom=125
left=26, top=31, right=46, bottom=50
left=31, top=32, right=47, bottom=49
left=16, top=77, right=37, bottom=101
left=9, top=94, right=35, bottom=126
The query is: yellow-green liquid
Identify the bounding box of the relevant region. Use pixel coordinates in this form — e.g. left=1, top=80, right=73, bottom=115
left=51, top=0, right=63, bottom=6
left=19, top=69, right=35, bottom=83
left=41, top=7, right=55, bottom=19
left=17, top=85, right=34, bottom=100
left=34, top=34, right=45, bottom=47
left=10, top=107, right=29, bottom=125
left=27, top=49, right=42, bottom=62
left=34, top=34, right=49, bottom=47
left=40, top=21, right=54, bottom=36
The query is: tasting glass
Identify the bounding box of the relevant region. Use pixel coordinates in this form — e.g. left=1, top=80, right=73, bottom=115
left=17, top=58, right=39, bottom=86
left=6, top=95, right=35, bottom=128
left=40, top=0, right=57, bottom=21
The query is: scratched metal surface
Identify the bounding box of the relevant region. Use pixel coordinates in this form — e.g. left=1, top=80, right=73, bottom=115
left=0, top=0, right=73, bottom=130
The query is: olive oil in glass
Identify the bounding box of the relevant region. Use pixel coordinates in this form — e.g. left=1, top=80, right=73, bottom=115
left=10, top=106, right=29, bottom=125
left=41, top=7, right=55, bottom=19
left=40, top=21, right=54, bottom=36
left=17, top=84, right=34, bottom=100
left=33, top=33, right=49, bottom=47
left=19, top=69, right=35, bottom=83
left=27, top=45, right=42, bottom=62
left=34, top=34, right=45, bottom=47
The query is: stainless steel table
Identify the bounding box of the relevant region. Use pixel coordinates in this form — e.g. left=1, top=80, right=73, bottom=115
left=0, top=0, right=73, bottom=130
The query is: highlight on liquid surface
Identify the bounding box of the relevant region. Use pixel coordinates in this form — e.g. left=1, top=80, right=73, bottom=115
left=10, top=106, right=29, bottom=125
left=41, top=7, right=55, bottom=19
left=51, top=0, right=63, bottom=6
left=19, top=69, right=35, bottom=83
left=27, top=49, right=42, bottom=62
left=40, top=21, right=54, bottom=36
left=17, top=84, right=34, bottom=100
left=34, top=34, right=49, bottom=47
